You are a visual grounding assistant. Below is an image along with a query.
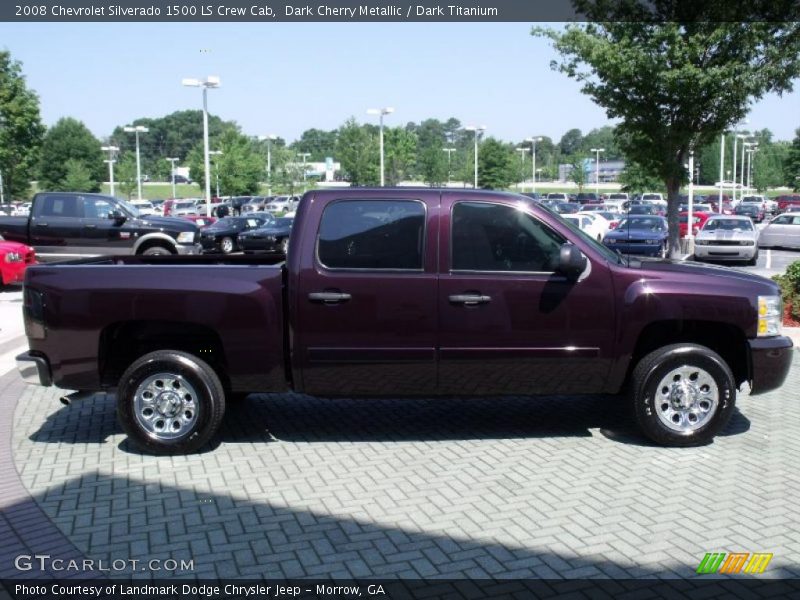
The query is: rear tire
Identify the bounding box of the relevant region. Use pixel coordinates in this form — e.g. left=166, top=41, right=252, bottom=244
left=630, top=343, right=736, bottom=447
left=220, top=237, right=234, bottom=254
left=117, top=350, right=226, bottom=455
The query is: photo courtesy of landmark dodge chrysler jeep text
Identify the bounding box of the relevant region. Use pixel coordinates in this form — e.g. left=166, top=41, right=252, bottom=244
left=16, top=189, right=793, bottom=454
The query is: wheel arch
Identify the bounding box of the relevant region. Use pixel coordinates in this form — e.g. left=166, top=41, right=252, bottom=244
left=133, top=233, right=178, bottom=254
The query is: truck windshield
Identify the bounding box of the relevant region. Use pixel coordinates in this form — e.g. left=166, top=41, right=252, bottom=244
left=536, top=202, right=623, bottom=265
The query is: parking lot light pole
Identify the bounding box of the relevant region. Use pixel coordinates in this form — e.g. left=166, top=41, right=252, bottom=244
left=259, top=134, right=278, bottom=196
left=442, top=148, right=456, bottom=185
left=718, top=133, right=725, bottom=211
left=101, top=145, right=119, bottom=197
left=465, top=125, right=486, bottom=188
left=298, top=152, right=311, bottom=192
left=166, top=157, right=179, bottom=199
left=366, top=107, right=394, bottom=186
left=687, top=150, right=695, bottom=253
left=182, top=76, right=221, bottom=216
left=123, top=126, right=148, bottom=200
left=0, top=169, right=4, bottom=204
left=525, top=137, right=542, bottom=194
left=590, top=148, right=605, bottom=197
left=516, top=147, right=529, bottom=189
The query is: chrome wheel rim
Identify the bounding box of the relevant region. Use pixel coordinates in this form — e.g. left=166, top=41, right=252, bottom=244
left=221, top=238, right=233, bottom=253
left=655, top=365, right=718, bottom=433
left=281, top=238, right=289, bottom=253
left=134, top=373, right=199, bottom=440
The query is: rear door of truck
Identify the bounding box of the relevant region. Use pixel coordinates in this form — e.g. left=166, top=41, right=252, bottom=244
left=291, top=191, right=439, bottom=396
left=29, top=193, right=85, bottom=258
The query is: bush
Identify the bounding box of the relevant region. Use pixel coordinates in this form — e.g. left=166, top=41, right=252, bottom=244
left=773, top=260, right=800, bottom=323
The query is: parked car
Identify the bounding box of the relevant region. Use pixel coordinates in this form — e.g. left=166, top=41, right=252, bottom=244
left=130, top=200, right=157, bottom=217
left=172, top=174, right=192, bottom=184
left=758, top=213, right=800, bottom=249
left=519, top=192, right=542, bottom=203
left=238, top=217, right=294, bottom=255
left=564, top=212, right=610, bottom=241
left=693, top=215, right=759, bottom=265
left=555, top=202, right=579, bottom=214
left=680, top=203, right=714, bottom=214
left=0, top=193, right=201, bottom=259
left=705, top=194, right=734, bottom=215
left=228, top=196, right=253, bottom=215
left=0, top=234, right=36, bottom=286
left=641, top=193, right=664, bottom=202
left=602, top=215, right=669, bottom=257
left=595, top=211, right=624, bottom=229
left=576, top=192, right=600, bottom=204
left=546, top=192, right=569, bottom=201
left=199, top=216, right=267, bottom=254
left=266, top=195, right=301, bottom=214
left=628, top=204, right=659, bottom=215
left=775, top=194, right=800, bottom=214
left=241, top=196, right=272, bottom=213
left=740, top=195, right=771, bottom=213
left=579, top=204, right=608, bottom=212
left=678, top=211, right=712, bottom=238
left=163, top=199, right=199, bottom=217
left=734, top=203, right=765, bottom=223
left=181, top=215, right=217, bottom=229
left=15, top=189, right=794, bottom=455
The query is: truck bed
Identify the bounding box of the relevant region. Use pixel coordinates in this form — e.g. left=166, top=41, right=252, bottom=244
left=23, top=254, right=289, bottom=393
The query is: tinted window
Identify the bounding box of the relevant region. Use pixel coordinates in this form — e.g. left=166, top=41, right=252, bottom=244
left=36, top=194, right=80, bottom=218
left=452, top=202, right=565, bottom=272
left=318, top=199, right=425, bottom=270
left=83, top=197, right=115, bottom=219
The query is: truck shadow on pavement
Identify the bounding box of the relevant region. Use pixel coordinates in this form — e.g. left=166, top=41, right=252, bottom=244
left=27, top=392, right=751, bottom=449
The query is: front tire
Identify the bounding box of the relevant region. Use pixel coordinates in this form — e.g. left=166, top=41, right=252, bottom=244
left=747, top=249, right=759, bottom=266
left=141, top=245, right=173, bottom=256
left=117, top=350, right=226, bottom=454
left=220, top=236, right=234, bottom=254
left=630, top=344, right=736, bottom=447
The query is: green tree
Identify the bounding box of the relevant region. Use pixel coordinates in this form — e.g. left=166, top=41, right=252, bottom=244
left=415, top=119, right=448, bottom=185
left=785, top=128, right=800, bottom=191
left=0, top=51, right=45, bottom=200
left=536, top=10, right=800, bottom=256
left=559, top=128, right=583, bottom=156
left=187, top=130, right=262, bottom=196
left=569, top=155, right=589, bottom=192
left=115, top=152, right=138, bottom=199
left=335, top=118, right=379, bottom=186
left=60, top=159, right=95, bottom=192
left=384, top=127, right=417, bottom=185
left=270, top=145, right=306, bottom=195
left=618, top=160, right=663, bottom=194
left=581, top=126, right=621, bottom=160
left=292, top=128, right=338, bottom=162
left=477, top=138, right=516, bottom=190
left=38, top=117, right=103, bottom=192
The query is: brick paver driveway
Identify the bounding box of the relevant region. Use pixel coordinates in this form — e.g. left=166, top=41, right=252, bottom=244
left=3, top=353, right=799, bottom=580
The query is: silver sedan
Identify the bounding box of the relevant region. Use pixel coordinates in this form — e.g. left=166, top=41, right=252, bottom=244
left=759, top=213, right=800, bottom=249
left=693, top=215, right=759, bottom=265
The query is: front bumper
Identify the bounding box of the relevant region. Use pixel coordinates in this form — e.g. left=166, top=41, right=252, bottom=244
left=603, top=241, right=662, bottom=256
left=176, top=243, right=203, bottom=255
left=748, top=336, right=794, bottom=395
left=694, top=244, right=756, bottom=260
left=16, top=351, right=52, bottom=386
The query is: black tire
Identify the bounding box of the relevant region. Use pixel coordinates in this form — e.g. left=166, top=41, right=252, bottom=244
left=141, top=245, right=174, bottom=256
left=747, top=250, right=759, bottom=266
left=220, top=236, right=234, bottom=254
left=117, top=350, right=226, bottom=455
left=630, top=343, right=736, bottom=447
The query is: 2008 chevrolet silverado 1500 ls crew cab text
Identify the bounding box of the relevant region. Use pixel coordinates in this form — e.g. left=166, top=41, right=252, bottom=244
left=16, top=189, right=794, bottom=454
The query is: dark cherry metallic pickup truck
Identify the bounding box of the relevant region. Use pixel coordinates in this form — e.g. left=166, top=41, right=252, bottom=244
left=16, top=189, right=794, bottom=454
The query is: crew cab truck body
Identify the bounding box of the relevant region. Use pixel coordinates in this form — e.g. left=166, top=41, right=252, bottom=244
left=0, top=192, right=202, bottom=260
left=17, top=189, right=793, bottom=454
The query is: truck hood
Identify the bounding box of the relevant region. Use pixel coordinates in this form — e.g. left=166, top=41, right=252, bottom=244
left=630, top=258, right=780, bottom=294
left=136, top=215, right=198, bottom=232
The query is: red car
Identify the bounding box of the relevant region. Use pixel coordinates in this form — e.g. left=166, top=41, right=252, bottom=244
left=705, top=195, right=734, bottom=215
left=181, top=215, right=217, bottom=229
left=0, top=235, right=36, bottom=286
left=776, top=194, right=800, bottom=213
left=678, top=211, right=712, bottom=238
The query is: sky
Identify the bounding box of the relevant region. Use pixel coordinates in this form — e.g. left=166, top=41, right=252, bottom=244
left=1, top=22, right=799, bottom=144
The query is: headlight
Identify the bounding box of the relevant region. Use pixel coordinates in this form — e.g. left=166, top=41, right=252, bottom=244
left=757, top=295, right=782, bottom=337
left=176, top=232, right=196, bottom=244
left=695, top=240, right=708, bottom=245
left=739, top=240, right=754, bottom=246
left=266, top=235, right=276, bottom=242
left=5, top=252, right=22, bottom=263
left=645, top=239, right=659, bottom=245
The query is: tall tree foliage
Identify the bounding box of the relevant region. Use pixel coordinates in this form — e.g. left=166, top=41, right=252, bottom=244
left=536, top=5, right=800, bottom=256
left=335, top=118, right=379, bottom=186
left=477, top=138, right=516, bottom=189
left=0, top=51, right=45, bottom=200
left=187, top=130, right=263, bottom=195
left=785, top=128, right=800, bottom=191
left=38, top=117, right=103, bottom=192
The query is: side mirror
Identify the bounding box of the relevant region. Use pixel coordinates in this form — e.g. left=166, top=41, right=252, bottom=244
left=108, top=209, right=126, bottom=223
left=557, top=243, right=587, bottom=278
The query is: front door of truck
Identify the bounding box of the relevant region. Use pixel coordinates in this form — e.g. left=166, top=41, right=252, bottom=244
left=436, top=195, right=616, bottom=395
left=79, top=196, right=138, bottom=254
left=294, top=195, right=438, bottom=396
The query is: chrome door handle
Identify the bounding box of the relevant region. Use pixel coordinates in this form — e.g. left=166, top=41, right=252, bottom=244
left=448, top=294, right=491, bottom=306
left=84, top=224, right=97, bottom=229
left=308, top=292, right=352, bottom=304
left=36, top=222, right=48, bottom=227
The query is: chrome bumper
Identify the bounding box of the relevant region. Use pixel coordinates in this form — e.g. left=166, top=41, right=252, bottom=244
left=176, top=243, right=203, bottom=255
left=16, top=352, right=52, bottom=386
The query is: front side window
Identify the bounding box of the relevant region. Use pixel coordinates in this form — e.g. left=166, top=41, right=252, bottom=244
left=83, top=197, right=114, bottom=219
left=317, top=199, right=425, bottom=270
left=451, top=202, right=565, bottom=272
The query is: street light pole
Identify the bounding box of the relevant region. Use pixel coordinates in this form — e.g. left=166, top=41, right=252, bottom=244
left=298, top=152, right=311, bottom=192
left=101, top=145, right=119, bottom=197
left=367, top=107, right=394, bottom=186
left=182, top=76, right=221, bottom=216
left=0, top=169, right=4, bottom=204
left=123, top=126, right=148, bottom=200
left=259, top=134, right=278, bottom=196
left=590, top=147, right=605, bottom=197
left=442, top=148, right=456, bottom=186
left=525, top=136, right=542, bottom=194
left=465, top=125, right=486, bottom=188
left=516, top=147, right=529, bottom=190
left=166, top=157, right=179, bottom=199
left=718, top=133, right=725, bottom=210
left=687, top=150, right=695, bottom=248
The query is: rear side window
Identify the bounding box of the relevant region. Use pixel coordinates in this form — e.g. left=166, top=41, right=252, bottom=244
left=317, top=199, right=425, bottom=270
left=451, top=202, right=565, bottom=272
left=35, top=194, right=80, bottom=218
